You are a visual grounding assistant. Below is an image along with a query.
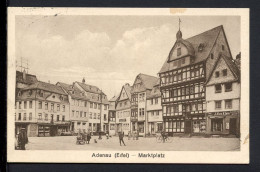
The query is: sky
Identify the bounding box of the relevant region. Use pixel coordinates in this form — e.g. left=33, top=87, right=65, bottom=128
left=15, top=15, right=240, bottom=100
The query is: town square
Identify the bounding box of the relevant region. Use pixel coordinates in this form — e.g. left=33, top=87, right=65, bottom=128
left=13, top=14, right=242, bottom=151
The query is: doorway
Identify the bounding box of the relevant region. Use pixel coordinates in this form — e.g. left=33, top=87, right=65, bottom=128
left=229, top=118, right=237, bottom=135
left=185, top=121, right=192, bottom=134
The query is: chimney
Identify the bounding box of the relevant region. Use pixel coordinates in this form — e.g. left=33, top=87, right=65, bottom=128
left=82, top=77, right=85, bottom=83
left=23, top=69, right=26, bottom=80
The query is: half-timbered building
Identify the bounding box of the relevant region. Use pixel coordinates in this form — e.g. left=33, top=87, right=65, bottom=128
left=159, top=25, right=233, bottom=135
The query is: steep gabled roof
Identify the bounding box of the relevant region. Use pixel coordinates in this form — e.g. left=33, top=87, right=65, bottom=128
left=75, top=81, right=102, bottom=94
left=57, top=82, right=89, bottom=101
left=23, top=81, right=67, bottom=95
left=206, top=54, right=240, bottom=84
left=131, top=73, right=159, bottom=93
left=109, top=94, right=119, bottom=102
left=159, top=25, right=223, bottom=74
left=146, top=85, right=161, bottom=99
left=16, top=71, right=38, bottom=85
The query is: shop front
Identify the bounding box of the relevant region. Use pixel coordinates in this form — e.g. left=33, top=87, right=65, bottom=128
left=206, top=111, right=240, bottom=137
left=148, top=122, right=163, bottom=135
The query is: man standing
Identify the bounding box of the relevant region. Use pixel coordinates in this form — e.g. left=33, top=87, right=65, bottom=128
left=18, top=128, right=28, bottom=150
left=119, top=132, right=126, bottom=146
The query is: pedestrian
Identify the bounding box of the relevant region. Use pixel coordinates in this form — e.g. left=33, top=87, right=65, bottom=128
left=119, top=132, right=126, bottom=146
left=86, top=133, right=91, bottom=144
left=18, top=128, right=28, bottom=150
left=106, top=131, right=109, bottom=139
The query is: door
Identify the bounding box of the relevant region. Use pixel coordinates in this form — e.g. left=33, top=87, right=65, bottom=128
left=185, top=121, right=192, bottom=134
left=229, top=118, right=237, bottom=135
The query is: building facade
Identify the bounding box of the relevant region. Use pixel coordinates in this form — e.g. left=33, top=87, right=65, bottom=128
left=57, top=82, right=89, bottom=133
left=130, top=74, right=158, bottom=136
left=108, top=95, right=118, bottom=136
left=205, top=54, right=240, bottom=136
left=159, top=25, right=234, bottom=136
left=74, top=81, right=109, bottom=134
left=115, top=83, right=132, bottom=135
left=146, top=82, right=163, bottom=135
left=15, top=81, right=70, bottom=137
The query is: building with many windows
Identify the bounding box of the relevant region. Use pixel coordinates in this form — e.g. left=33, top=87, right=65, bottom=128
left=130, top=74, right=158, bottom=136
left=57, top=82, right=89, bottom=133
left=205, top=54, right=240, bottom=136
left=15, top=81, right=70, bottom=137
left=115, top=83, right=132, bottom=135
left=146, top=81, right=163, bottom=136
left=74, top=80, right=109, bottom=134
left=159, top=25, right=233, bottom=136
left=108, top=95, right=118, bottom=135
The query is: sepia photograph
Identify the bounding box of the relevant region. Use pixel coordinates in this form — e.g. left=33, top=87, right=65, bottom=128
left=7, top=8, right=249, bottom=163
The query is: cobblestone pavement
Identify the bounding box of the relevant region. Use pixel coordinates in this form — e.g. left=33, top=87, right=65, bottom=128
left=25, top=136, right=240, bottom=151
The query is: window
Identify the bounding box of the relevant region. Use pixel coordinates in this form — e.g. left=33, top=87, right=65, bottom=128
left=94, top=103, right=97, bottom=109
left=90, top=103, right=93, bottom=108
left=211, top=119, right=223, bottom=132
left=23, top=113, right=26, bottom=120
left=215, top=84, right=222, bottom=93
left=80, top=111, right=83, bottom=117
left=155, top=98, right=159, bottom=104
left=38, top=113, right=42, bottom=120
left=84, top=112, right=86, bottom=117
left=24, top=101, right=27, bottom=109
left=84, top=101, right=87, bottom=107
left=76, top=111, right=79, bottom=118
left=210, top=53, right=214, bottom=59
left=89, top=113, right=92, bottom=119
left=151, top=99, right=153, bottom=105
left=29, top=113, right=32, bottom=120
left=177, top=48, right=181, bottom=56
left=45, top=102, right=48, bottom=110
left=98, top=113, right=100, bottom=119
left=225, top=83, right=232, bottom=92
left=222, top=45, right=225, bottom=51
left=225, top=99, right=232, bottom=109
left=51, top=103, right=54, bottom=110
left=215, top=71, right=220, bottom=78
left=215, top=101, right=222, bottom=109
left=182, top=58, right=185, bottom=64
left=18, top=113, right=21, bottom=121
left=45, top=114, right=48, bottom=121
left=62, top=115, right=65, bottom=121
left=94, top=113, right=96, bottom=119
left=124, top=102, right=127, bottom=106
left=57, top=104, right=60, bottom=111
left=57, top=115, right=60, bottom=121
left=62, top=105, right=65, bottom=112
left=38, top=101, right=42, bottom=109
left=104, top=105, right=107, bottom=110
left=28, top=101, right=32, bottom=109
left=223, top=69, right=227, bottom=76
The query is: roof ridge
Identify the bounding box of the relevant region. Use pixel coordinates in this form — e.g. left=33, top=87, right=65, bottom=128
left=185, top=25, right=223, bottom=41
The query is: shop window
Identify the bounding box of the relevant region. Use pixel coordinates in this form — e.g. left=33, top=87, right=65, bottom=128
left=211, top=119, right=223, bottom=132
left=138, top=123, right=144, bottom=133
left=215, top=101, right=222, bottom=109
left=215, top=71, right=220, bottom=78
left=225, top=83, right=232, bottom=92
left=225, top=99, right=232, bottom=109
left=215, top=84, right=222, bottom=93
left=223, top=69, right=227, bottom=76
left=193, top=121, right=206, bottom=133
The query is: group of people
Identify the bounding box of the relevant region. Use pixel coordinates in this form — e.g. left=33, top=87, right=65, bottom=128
left=76, top=132, right=92, bottom=144
left=15, top=128, right=28, bottom=150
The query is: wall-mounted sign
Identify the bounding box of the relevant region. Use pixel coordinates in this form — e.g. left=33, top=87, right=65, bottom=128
left=119, top=119, right=126, bottom=122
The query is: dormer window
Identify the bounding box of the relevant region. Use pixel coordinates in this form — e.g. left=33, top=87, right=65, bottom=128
left=52, top=95, right=55, bottom=99
left=210, top=53, right=214, bottom=59
left=198, top=43, right=204, bottom=52
left=215, top=71, right=220, bottom=78
left=177, top=48, right=181, bottom=56
left=222, top=69, right=227, bottom=76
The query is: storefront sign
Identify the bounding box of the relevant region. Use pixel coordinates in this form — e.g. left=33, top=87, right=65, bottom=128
left=208, top=111, right=239, bottom=116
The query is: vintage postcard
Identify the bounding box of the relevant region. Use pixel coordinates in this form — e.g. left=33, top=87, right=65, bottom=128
left=7, top=8, right=249, bottom=163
